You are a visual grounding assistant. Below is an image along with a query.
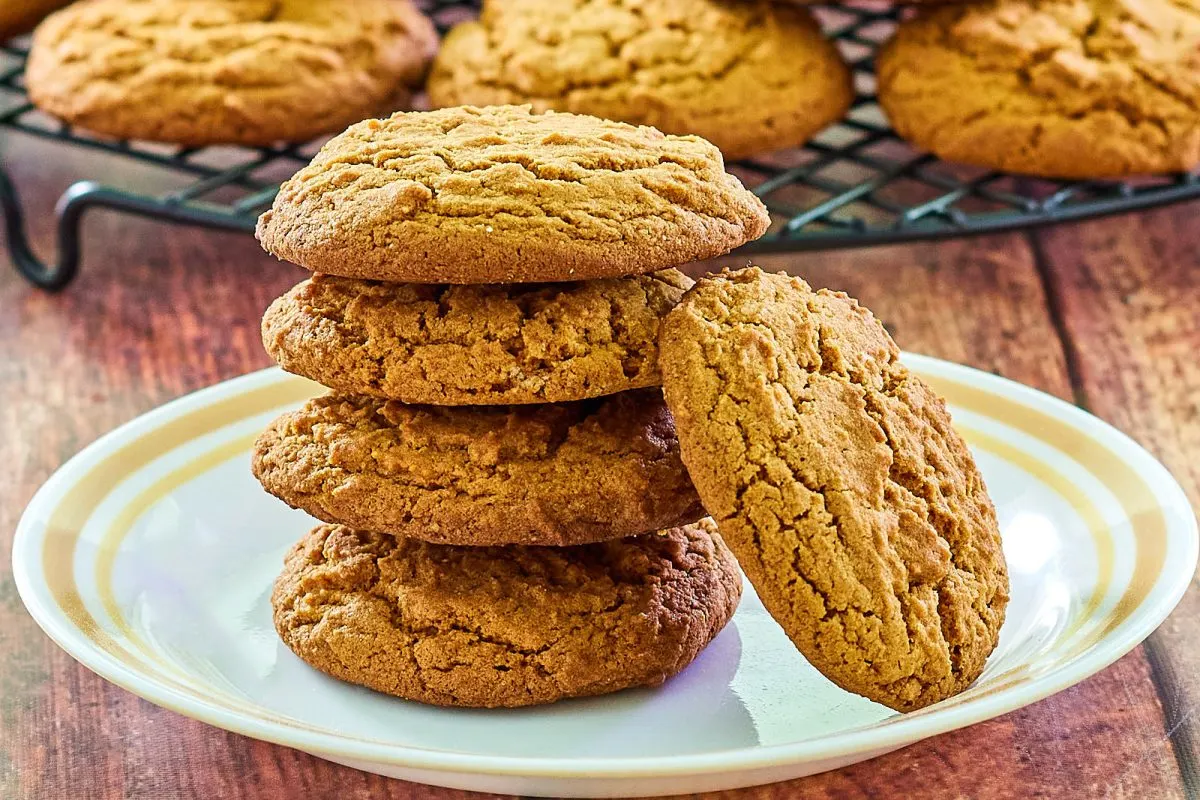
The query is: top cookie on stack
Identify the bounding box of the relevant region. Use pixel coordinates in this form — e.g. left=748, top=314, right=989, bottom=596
left=256, top=104, right=770, bottom=285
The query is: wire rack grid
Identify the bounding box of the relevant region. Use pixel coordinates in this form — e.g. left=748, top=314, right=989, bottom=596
left=2, top=0, right=1198, bottom=289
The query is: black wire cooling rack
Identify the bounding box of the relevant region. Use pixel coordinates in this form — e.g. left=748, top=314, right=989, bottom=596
left=2, top=0, right=1199, bottom=289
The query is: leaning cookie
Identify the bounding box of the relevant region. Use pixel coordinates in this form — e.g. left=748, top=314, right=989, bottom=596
left=26, top=0, right=437, bottom=146
left=252, top=390, right=705, bottom=546
left=877, top=0, right=1200, bottom=178
left=256, top=105, right=770, bottom=284
left=427, top=0, right=852, bottom=161
left=659, top=267, right=1008, bottom=711
left=262, top=270, right=694, bottom=405
left=273, top=521, right=742, bottom=707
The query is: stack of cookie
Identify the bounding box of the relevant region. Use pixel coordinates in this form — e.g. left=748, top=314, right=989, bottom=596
left=250, top=104, right=770, bottom=708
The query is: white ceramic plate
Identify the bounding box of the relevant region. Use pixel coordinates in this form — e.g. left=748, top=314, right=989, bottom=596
left=13, top=358, right=1197, bottom=797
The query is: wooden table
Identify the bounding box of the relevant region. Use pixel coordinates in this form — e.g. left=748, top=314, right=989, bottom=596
left=2, top=131, right=1198, bottom=800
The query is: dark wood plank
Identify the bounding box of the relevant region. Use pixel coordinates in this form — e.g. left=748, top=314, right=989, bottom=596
left=0, top=128, right=1189, bottom=799
left=1035, top=201, right=1200, bottom=792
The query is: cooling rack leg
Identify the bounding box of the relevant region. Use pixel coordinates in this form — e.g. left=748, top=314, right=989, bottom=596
left=1, top=169, right=265, bottom=291
left=0, top=167, right=87, bottom=291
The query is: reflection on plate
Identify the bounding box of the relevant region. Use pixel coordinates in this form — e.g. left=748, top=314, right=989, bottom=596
left=13, top=358, right=1197, bottom=796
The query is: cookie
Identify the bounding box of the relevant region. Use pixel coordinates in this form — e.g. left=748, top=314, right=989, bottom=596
left=252, top=389, right=704, bottom=546
left=255, top=105, right=770, bottom=284
left=26, top=0, right=437, bottom=146
left=778, top=0, right=965, bottom=4
left=1, top=0, right=71, bottom=38
left=659, top=267, right=1008, bottom=711
left=262, top=270, right=694, bottom=406
left=877, top=0, right=1200, bottom=178
left=426, top=0, right=852, bottom=161
left=272, top=520, right=742, bottom=708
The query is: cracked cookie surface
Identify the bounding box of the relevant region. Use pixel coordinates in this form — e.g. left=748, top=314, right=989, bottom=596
left=425, top=0, right=852, bottom=161
left=255, top=105, right=770, bottom=283
left=252, top=389, right=705, bottom=546
left=27, top=0, right=436, bottom=145
left=659, top=267, right=1008, bottom=711
left=273, top=521, right=742, bottom=707
left=877, top=0, right=1200, bottom=177
left=262, top=270, right=693, bottom=405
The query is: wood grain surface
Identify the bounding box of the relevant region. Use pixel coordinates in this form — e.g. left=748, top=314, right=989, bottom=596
left=1, top=131, right=1197, bottom=800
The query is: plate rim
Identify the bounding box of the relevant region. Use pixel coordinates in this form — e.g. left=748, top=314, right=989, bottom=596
left=13, top=357, right=1199, bottom=780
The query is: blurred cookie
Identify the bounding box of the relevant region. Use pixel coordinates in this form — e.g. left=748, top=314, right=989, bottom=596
left=427, top=0, right=852, bottom=161
left=26, top=0, right=436, bottom=145
left=659, top=267, right=1008, bottom=711
left=777, top=0, right=966, bottom=4
left=272, top=520, right=742, bottom=707
left=877, top=0, right=1200, bottom=177
left=263, top=270, right=694, bottom=405
left=256, top=105, right=770, bottom=283
left=252, top=389, right=704, bottom=546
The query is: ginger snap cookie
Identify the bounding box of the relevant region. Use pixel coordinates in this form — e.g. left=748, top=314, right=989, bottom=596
left=252, top=389, right=704, bottom=546
left=426, top=0, right=852, bottom=161
left=659, top=267, right=1008, bottom=711
left=255, top=105, right=770, bottom=283
left=877, top=0, right=1200, bottom=178
left=262, top=270, right=694, bottom=405
left=26, top=0, right=437, bottom=146
left=272, top=520, right=742, bottom=707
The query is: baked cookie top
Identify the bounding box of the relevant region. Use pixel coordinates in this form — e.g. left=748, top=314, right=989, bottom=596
left=877, top=0, right=1200, bottom=178
left=26, top=0, right=437, bottom=146
left=262, top=270, right=694, bottom=405
left=252, top=389, right=704, bottom=546
left=273, top=521, right=742, bottom=707
left=426, top=0, right=852, bottom=161
left=256, top=105, right=770, bottom=283
left=659, top=267, right=1008, bottom=711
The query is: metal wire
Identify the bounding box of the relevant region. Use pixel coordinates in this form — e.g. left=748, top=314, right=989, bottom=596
left=2, top=0, right=1199, bottom=289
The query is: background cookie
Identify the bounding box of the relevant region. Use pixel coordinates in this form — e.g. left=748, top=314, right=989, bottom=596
left=262, top=270, right=694, bottom=405
left=26, top=0, right=437, bottom=145
left=660, top=267, right=1008, bottom=711
left=272, top=520, right=742, bottom=708
left=877, top=0, right=1200, bottom=178
left=252, top=390, right=705, bottom=546
left=256, top=105, right=770, bottom=283
left=426, top=0, right=852, bottom=161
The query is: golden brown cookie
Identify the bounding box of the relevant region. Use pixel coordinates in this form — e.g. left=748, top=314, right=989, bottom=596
left=426, top=0, right=852, bottom=161
left=777, top=0, right=965, bottom=4
left=272, top=521, right=742, bottom=708
left=659, top=267, right=1008, bottom=711
left=255, top=105, right=770, bottom=284
left=26, top=0, right=437, bottom=146
left=877, top=0, right=1200, bottom=178
left=252, top=389, right=704, bottom=546
left=1, top=0, right=71, bottom=38
left=262, top=270, right=694, bottom=405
